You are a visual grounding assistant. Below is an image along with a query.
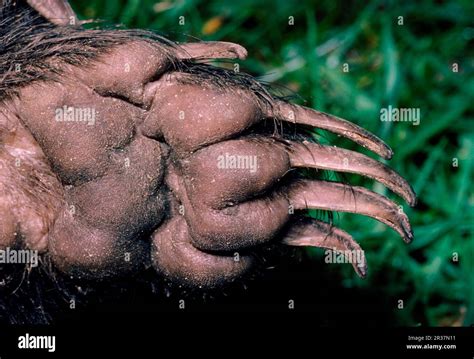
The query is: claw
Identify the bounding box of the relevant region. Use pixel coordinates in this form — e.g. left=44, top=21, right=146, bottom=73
left=286, top=141, right=417, bottom=206
left=176, top=41, right=248, bottom=60
left=27, top=0, right=79, bottom=26
left=289, top=180, right=413, bottom=243
left=283, top=218, right=367, bottom=277
left=271, top=102, right=393, bottom=159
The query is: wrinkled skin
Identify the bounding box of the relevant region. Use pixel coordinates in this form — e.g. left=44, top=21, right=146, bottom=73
left=0, top=5, right=416, bottom=289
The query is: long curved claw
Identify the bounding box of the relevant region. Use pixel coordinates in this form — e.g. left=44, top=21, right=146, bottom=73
left=288, top=180, right=413, bottom=243
left=286, top=141, right=417, bottom=206
left=27, top=0, right=79, bottom=26
left=176, top=41, right=248, bottom=60
left=283, top=218, right=367, bottom=278
left=270, top=101, right=393, bottom=159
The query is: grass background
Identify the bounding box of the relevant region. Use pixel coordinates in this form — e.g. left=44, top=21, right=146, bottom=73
left=70, top=0, right=473, bottom=326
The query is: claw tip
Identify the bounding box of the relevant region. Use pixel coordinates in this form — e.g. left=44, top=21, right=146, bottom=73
left=404, top=232, right=414, bottom=244
left=385, top=148, right=394, bottom=160
left=233, top=45, right=248, bottom=60
left=357, top=267, right=367, bottom=279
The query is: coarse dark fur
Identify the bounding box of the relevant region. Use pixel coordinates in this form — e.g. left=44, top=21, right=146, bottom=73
left=0, top=0, right=174, bottom=101
left=0, top=0, right=278, bottom=104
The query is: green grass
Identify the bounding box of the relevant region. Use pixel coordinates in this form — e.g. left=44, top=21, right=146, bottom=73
left=71, top=0, right=474, bottom=326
